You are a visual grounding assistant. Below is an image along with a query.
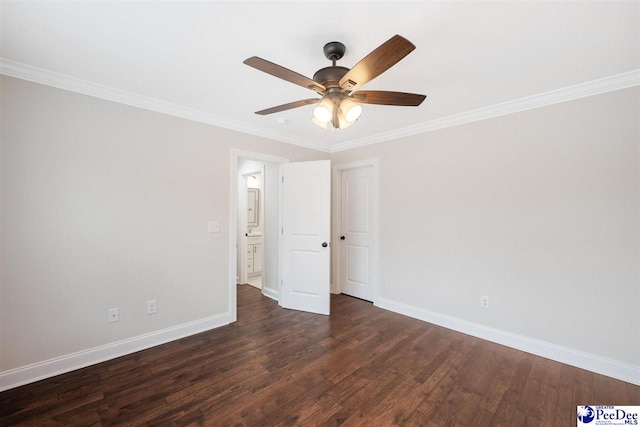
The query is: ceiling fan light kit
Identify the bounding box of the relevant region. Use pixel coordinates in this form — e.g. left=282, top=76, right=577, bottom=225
left=312, top=93, right=362, bottom=129
left=243, top=35, right=426, bottom=131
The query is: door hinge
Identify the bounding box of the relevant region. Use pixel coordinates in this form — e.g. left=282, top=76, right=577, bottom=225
left=280, top=279, right=283, bottom=288
left=281, top=228, right=284, bottom=234
left=281, top=176, right=284, bottom=183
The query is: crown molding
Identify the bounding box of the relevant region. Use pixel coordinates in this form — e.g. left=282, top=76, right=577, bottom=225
left=2, top=58, right=637, bottom=155
left=0, top=58, right=330, bottom=153
left=330, top=69, right=640, bottom=153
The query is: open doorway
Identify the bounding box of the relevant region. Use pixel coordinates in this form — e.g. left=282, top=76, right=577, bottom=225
left=228, top=150, right=332, bottom=321
left=238, top=163, right=264, bottom=290
left=228, top=150, right=289, bottom=322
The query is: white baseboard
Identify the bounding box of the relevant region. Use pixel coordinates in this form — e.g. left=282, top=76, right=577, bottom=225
left=4, top=300, right=637, bottom=392
left=375, top=297, right=640, bottom=386
left=0, top=312, right=231, bottom=392
left=262, top=287, right=279, bottom=301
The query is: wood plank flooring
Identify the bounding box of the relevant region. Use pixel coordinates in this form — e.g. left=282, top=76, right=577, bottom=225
left=1, top=285, right=638, bottom=426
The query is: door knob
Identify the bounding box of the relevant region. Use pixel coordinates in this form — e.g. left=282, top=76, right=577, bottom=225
left=322, top=242, right=328, bottom=248
left=340, top=236, right=345, bottom=240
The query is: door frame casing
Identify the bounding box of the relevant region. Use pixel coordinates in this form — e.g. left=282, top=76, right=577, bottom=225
left=229, top=149, right=289, bottom=322
left=332, top=159, right=380, bottom=304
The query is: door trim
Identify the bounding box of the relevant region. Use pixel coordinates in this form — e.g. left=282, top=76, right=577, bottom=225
left=332, top=159, right=379, bottom=305
left=229, top=149, right=289, bottom=322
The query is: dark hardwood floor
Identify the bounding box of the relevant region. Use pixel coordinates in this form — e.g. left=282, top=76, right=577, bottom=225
left=1, top=285, right=638, bottom=426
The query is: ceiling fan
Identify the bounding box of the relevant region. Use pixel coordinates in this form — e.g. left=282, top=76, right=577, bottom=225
left=243, top=34, right=426, bottom=130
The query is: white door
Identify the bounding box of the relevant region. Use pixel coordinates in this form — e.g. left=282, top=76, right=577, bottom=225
left=280, top=160, right=331, bottom=315
left=339, top=165, right=374, bottom=301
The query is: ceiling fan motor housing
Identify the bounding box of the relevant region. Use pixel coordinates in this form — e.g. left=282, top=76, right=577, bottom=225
left=313, top=66, right=349, bottom=87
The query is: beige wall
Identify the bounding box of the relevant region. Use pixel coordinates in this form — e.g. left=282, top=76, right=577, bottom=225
left=2, top=74, right=638, bottom=382
left=331, top=87, right=640, bottom=367
left=0, top=76, right=328, bottom=371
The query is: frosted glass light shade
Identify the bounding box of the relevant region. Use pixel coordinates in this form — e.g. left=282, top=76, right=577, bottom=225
left=312, top=97, right=333, bottom=123
left=336, top=110, right=356, bottom=129
left=340, top=98, right=362, bottom=123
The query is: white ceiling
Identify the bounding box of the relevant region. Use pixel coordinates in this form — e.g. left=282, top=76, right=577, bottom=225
left=1, top=1, right=638, bottom=152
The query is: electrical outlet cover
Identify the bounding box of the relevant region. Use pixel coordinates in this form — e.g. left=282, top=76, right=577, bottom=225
left=480, top=296, right=490, bottom=309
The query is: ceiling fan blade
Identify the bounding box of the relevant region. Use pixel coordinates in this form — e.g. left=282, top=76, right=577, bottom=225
left=244, top=57, right=326, bottom=94
left=352, top=91, right=426, bottom=106
left=339, top=35, right=416, bottom=92
left=255, top=98, right=320, bottom=115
